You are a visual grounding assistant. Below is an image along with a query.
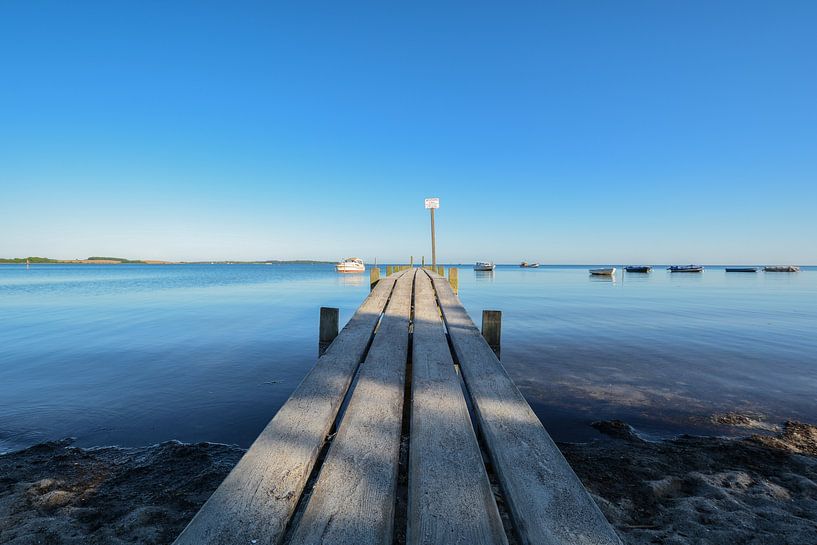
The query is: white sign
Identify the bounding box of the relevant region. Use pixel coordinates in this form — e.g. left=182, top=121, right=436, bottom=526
left=424, top=197, right=439, bottom=209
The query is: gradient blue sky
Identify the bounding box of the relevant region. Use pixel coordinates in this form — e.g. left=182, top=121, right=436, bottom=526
left=1, top=1, right=815, bottom=263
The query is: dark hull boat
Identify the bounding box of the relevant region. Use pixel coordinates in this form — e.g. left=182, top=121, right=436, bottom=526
left=625, top=266, right=652, bottom=273
left=725, top=267, right=758, bottom=273
left=668, top=265, right=704, bottom=273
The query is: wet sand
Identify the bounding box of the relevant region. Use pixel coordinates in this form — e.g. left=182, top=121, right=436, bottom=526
left=1, top=420, right=815, bottom=544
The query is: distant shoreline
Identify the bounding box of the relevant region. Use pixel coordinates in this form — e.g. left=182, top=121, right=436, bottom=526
left=1, top=259, right=813, bottom=267
left=0, top=257, right=335, bottom=265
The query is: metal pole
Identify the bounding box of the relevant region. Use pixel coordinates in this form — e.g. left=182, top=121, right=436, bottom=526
left=431, top=207, right=437, bottom=269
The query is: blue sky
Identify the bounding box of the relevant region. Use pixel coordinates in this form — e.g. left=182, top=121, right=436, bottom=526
left=1, top=1, right=815, bottom=263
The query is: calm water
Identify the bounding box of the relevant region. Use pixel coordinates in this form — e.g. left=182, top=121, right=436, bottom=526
left=1, top=264, right=815, bottom=453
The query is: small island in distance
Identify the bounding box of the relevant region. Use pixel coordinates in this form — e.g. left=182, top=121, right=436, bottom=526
left=0, top=256, right=335, bottom=265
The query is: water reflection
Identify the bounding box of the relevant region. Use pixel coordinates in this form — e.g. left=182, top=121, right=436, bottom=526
left=2, top=264, right=816, bottom=450
left=589, top=275, right=616, bottom=283
left=455, top=265, right=817, bottom=441
left=336, top=273, right=365, bottom=287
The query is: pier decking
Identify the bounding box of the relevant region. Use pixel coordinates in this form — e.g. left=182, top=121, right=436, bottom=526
left=173, top=268, right=621, bottom=545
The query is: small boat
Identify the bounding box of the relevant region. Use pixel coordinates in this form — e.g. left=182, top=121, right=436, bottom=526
left=764, top=266, right=800, bottom=272
left=589, top=267, right=616, bottom=276
left=335, top=257, right=365, bottom=273
left=624, top=266, right=651, bottom=273
left=474, top=261, right=495, bottom=271
left=725, top=267, right=758, bottom=273
left=520, top=261, right=540, bottom=268
left=668, top=265, right=703, bottom=273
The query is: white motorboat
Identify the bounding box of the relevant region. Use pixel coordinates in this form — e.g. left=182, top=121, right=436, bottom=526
left=474, top=261, right=495, bottom=271
left=589, top=267, right=616, bottom=276
left=335, top=257, right=365, bottom=273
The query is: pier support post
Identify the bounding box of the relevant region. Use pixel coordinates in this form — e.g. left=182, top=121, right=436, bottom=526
left=319, top=307, right=339, bottom=356
left=386, top=265, right=393, bottom=276
left=437, top=265, right=444, bottom=276
left=448, top=267, right=458, bottom=294
left=482, top=310, right=501, bottom=359
left=422, top=256, right=425, bottom=267
left=410, top=256, right=414, bottom=267
left=370, top=267, right=380, bottom=290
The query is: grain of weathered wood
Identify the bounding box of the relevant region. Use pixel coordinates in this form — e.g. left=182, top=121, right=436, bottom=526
left=288, top=269, right=416, bottom=545
left=409, top=272, right=508, bottom=545
left=426, top=270, right=622, bottom=545
left=448, top=267, right=458, bottom=294
left=481, top=310, right=501, bottom=359
left=173, top=270, right=408, bottom=545
left=319, top=307, right=339, bottom=356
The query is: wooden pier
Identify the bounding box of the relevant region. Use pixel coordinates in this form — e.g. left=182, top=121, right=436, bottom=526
left=173, top=268, right=621, bottom=545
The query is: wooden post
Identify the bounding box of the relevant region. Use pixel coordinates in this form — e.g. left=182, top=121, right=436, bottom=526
left=410, top=256, right=414, bottom=267
left=482, top=310, right=501, bottom=359
left=448, top=267, right=458, bottom=294
left=370, top=267, right=380, bottom=290
left=430, top=207, right=436, bottom=270
left=437, top=265, right=444, bottom=276
left=386, top=265, right=393, bottom=276
left=422, top=256, right=425, bottom=267
left=319, top=307, right=339, bottom=356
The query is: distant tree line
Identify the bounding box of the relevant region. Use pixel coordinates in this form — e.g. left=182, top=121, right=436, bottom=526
left=0, top=256, right=145, bottom=264
left=0, top=257, right=60, bottom=263
left=86, top=257, right=145, bottom=263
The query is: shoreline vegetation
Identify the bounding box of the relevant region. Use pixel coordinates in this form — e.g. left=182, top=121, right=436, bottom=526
left=1, top=418, right=815, bottom=545
left=0, top=257, right=334, bottom=265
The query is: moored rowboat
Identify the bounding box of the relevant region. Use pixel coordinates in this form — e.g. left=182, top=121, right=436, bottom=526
left=668, top=265, right=703, bottom=273
left=589, top=267, right=616, bottom=276
left=764, top=266, right=800, bottom=272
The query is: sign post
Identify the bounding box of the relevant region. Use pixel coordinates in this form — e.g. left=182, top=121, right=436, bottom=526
left=424, top=198, right=439, bottom=269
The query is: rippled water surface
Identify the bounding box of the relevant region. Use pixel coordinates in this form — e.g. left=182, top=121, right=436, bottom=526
left=1, top=264, right=815, bottom=452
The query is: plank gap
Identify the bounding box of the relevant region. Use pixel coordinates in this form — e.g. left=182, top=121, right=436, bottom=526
left=280, top=274, right=402, bottom=545
left=426, top=270, right=522, bottom=545
left=391, top=269, right=416, bottom=545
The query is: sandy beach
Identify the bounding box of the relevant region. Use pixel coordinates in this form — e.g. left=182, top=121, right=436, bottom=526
left=2, top=418, right=815, bottom=545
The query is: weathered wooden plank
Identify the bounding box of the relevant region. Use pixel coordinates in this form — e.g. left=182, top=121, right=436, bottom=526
left=426, top=271, right=622, bottom=545
left=408, top=272, right=508, bottom=545
left=288, top=269, right=416, bottom=545
left=173, top=270, right=408, bottom=545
